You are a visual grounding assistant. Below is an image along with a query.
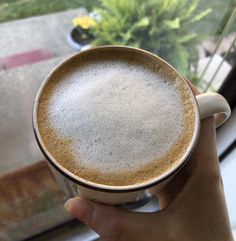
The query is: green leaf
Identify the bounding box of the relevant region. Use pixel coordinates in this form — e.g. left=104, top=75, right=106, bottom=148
left=190, top=8, right=212, bottom=23
left=180, top=0, right=199, bottom=21
left=120, top=31, right=132, bottom=42
left=130, top=40, right=141, bottom=48
left=176, top=33, right=197, bottom=43
left=165, top=18, right=180, bottom=29
left=131, top=17, right=149, bottom=31
left=149, top=27, right=158, bottom=37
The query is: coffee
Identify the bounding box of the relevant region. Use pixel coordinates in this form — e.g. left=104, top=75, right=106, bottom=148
left=37, top=49, right=196, bottom=186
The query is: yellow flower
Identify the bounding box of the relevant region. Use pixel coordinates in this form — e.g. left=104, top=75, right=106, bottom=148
left=72, top=16, right=97, bottom=29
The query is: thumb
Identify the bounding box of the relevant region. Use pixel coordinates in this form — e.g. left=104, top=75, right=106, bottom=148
left=64, top=197, right=161, bottom=241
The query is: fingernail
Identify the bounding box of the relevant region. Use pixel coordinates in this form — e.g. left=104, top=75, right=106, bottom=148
left=64, top=198, right=75, bottom=211
left=64, top=197, right=94, bottom=224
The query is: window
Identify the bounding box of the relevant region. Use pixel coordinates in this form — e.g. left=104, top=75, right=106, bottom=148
left=0, top=1, right=235, bottom=240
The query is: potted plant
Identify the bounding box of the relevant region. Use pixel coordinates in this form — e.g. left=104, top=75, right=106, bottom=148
left=67, top=15, right=97, bottom=51
left=91, top=0, right=211, bottom=79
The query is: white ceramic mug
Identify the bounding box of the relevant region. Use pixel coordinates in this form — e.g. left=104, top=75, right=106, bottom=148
left=33, top=46, right=231, bottom=205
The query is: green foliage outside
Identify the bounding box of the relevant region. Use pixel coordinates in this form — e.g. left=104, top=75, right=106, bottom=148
left=92, top=0, right=212, bottom=78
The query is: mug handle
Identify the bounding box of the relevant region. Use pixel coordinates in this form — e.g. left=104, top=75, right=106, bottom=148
left=196, top=93, right=231, bottom=128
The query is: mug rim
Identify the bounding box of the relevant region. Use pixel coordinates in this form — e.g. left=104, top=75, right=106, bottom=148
left=32, top=45, right=200, bottom=193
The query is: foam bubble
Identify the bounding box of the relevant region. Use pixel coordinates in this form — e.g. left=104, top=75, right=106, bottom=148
left=46, top=60, right=184, bottom=174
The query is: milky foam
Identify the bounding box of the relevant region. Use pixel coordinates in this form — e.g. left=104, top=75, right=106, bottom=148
left=46, top=60, right=184, bottom=174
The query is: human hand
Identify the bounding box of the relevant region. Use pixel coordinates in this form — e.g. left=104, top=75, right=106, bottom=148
left=64, top=83, right=233, bottom=241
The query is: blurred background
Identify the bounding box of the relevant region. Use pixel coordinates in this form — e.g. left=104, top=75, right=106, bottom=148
left=0, top=0, right=235, bottom=240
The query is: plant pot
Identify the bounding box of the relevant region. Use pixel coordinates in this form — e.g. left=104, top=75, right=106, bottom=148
left=67, top=28, right=93, bottom=51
